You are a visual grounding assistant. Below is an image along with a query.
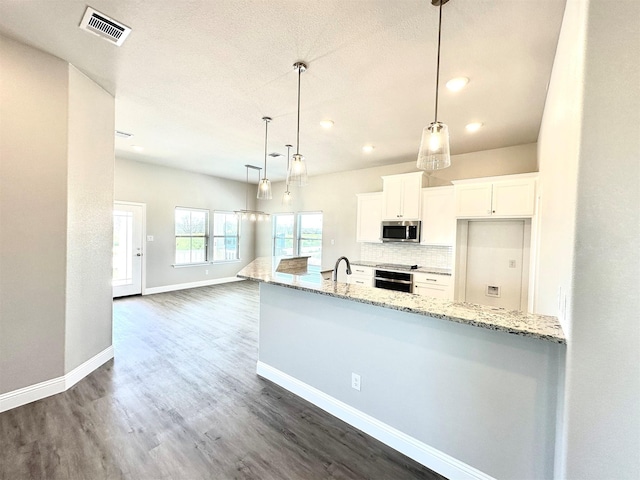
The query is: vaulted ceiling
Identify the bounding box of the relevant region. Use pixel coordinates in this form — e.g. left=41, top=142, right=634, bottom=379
left=0, top=0, right=566, bottom=182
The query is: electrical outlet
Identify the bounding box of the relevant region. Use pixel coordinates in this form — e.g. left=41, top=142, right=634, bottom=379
left=147, top=235, right=154, bottom=241
left=509, top=260, right=516, bottom=268
left=351, top=373, right=361, bottom=391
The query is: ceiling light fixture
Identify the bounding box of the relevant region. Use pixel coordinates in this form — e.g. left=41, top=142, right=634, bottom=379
left=282, top=144, right=294, bottom=206
left=234, top=165, right=269, bottom=221
left=362, top=145, right=375, bottom=153
left=446, top=76, right=469, bottom=92
left=320, top=120, right=334, bottom=129
left=465, top=122, right=483, bottom=132
left=417, top=0, right=452, bottom=172
left=287, top=62, right=309, bottom=187
left=257, top=116, right=273, bottom=200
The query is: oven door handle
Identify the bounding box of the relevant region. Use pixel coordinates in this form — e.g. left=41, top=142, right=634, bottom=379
left=374, top=277, right=413, bottom=285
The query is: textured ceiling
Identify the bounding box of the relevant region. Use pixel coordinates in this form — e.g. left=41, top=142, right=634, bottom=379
left=0, top=0, right=566, bottom=182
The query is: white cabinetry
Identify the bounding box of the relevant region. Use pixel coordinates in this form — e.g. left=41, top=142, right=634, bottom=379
left=413, top=273, right=452, bottom=300
left=356, top=193, right=383, bottom=243
left=382, top=172, right=424, bottom=220
left=420, top=186, right=455, bottom=245
left=453, top=174, right=537, bottom=218
left=347, top=265, right=374, bottom=287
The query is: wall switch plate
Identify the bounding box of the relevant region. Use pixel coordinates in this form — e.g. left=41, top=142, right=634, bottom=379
left=147, top=235, right=154, bottom=241
left=351, top=373, right=361, bottom=391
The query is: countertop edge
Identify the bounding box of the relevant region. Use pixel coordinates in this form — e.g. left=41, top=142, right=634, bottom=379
left=237, top=271, right=566, bottom=345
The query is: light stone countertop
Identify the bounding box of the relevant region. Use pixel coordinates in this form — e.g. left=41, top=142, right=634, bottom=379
left=349, top=260, right=452, bottom=276
left=237, top=257, right=566, bottom=345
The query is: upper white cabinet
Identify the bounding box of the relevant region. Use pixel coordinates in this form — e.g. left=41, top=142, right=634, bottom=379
left=382, top=172, right=425, bottom=220
left=453, top=173, right=537, bottom=218
left=356, top=192, right=383, bottom=243
left=420, top=186, right=455, bottom=245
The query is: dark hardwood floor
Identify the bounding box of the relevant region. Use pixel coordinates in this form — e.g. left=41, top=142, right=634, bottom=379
left=0, top=281, right=446, bottom=480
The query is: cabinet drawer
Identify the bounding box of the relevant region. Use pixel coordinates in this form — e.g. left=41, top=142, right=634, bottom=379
left=347, top=274, right=374, bottom=287
left=413, top=273, right=450, bottom=286
left=351, top=266, right=374, bottom=276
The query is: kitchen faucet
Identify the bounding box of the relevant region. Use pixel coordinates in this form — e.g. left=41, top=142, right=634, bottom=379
left=332, top=256, right=352, bottom=282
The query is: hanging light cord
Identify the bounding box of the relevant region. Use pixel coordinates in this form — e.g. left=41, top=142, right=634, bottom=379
left=245, top=166, right=249, bottom=209
left=285, top=145, right=291, bottom=191
left=296, top=66, right=301, bottom=155
left=263, top=119, right=268, bottom=179
left=434, top=0, right=443, bottom=123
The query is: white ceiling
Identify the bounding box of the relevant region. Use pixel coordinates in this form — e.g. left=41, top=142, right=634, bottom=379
left=0, top=0, right=566, bottom=183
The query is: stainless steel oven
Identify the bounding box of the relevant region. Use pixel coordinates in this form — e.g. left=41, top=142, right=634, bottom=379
left=374, top=269, right=413, bottom=293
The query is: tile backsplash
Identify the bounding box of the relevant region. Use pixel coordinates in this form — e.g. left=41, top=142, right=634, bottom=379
left=360, top=243, right=452, bottom=269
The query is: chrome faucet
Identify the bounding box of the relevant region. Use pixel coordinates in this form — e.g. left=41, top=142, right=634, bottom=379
left=332, top=256, right=352, bottom=282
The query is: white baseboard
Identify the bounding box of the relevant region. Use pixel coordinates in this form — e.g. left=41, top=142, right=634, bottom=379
left=144, top=276, right=244, bottom=295
left=0, top=346, right=114, bottom=413
left=256, top=361, right=494, bottom=480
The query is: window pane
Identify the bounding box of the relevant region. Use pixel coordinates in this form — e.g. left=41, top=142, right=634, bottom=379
left=190, top=211, right=207, bottom=235
left=273, top=214, right=295, bottom=257
left=298, top=212, right=322, bottom=266
left=175, top=209, right=192, bottom=235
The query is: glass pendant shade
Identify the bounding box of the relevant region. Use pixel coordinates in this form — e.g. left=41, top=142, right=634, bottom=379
left=282, top=190, right=292, bottom=205
left=257, top=178, right=272, bottom=200
left=287, top=153, right=308, bottom=187
left=417, top=121, right=451, bottom=171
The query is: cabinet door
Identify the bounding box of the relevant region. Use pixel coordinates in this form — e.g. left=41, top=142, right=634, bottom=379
left=492, top=178, right=536, bottom=217
left=455, top=183, right=493, bottom=217
left=356, top=193, right=383, bottom=243
left=382, top=176, right=403, bottom=220
left=421, top=187, right=455, bottom=245
left=413, top=283, right=451, bottom=299
left=401, top=175, right=422, bottom=220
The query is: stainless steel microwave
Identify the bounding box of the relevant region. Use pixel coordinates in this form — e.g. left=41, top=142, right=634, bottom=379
left=381, top=220, right=421, bottom=243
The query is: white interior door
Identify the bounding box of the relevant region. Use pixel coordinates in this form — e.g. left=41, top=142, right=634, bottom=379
left=464, top=220, right=525, bottom=310
left=113, top=202, right=144, bottom=297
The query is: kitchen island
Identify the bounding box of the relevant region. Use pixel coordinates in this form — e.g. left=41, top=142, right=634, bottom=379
left=238, top=257, right=565, bottom=480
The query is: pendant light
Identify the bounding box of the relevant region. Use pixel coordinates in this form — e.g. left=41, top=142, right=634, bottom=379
left=257, top=116, right=273, bottom=199
left=287, top=62, right=308, bottom=186
left=417, top=0, right=451, bottom=171
left=282, top=144, right=293, bottom=205
left=234, top=165, right=269, bottom=221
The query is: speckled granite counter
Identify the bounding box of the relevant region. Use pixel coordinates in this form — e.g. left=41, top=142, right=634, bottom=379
left=350, top=260, right=452, bottom=276
left=237, top=257, right=565, bottom=344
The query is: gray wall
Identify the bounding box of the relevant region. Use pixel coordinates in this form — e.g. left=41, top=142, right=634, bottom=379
left=0, top=35, right=114, bottom=394
left=0, top=35, right=68, bottom=392
left=537, top=0, right=640, bottom=478
left=65, top=66, right=115, bottom=372
left=256, top=143, right=537, bottom=271
left=114, top=158, right=257, bottom=289
left=259, top=282, right=562, bottom=479
left=540, top=0, right=640, bottom=479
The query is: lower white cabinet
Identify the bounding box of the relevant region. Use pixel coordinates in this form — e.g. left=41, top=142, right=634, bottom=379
left=347, top=265, right=374, bottom=287
left=413, top=272, right=452, bottom=300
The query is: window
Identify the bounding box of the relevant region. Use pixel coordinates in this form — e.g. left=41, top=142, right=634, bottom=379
left=272, top=212, right=323, bottom=267
left=297, top=212, right=323, bottom=267
left=273, top=213, right=295, bottom=257
left=213, top=211, right=240, bottom=262
left=175, top=207, right=209, bottom=265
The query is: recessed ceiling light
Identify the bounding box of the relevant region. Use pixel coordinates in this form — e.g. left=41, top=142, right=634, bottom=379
left=320, top=120, right=334, bottom=129
left=465, top=122, right=483, bottom=133
left=362, top=145, right=375, bottom=153
left=446, top=77, right=469, bottom=92
left=131, top=145, right=144, bottom=152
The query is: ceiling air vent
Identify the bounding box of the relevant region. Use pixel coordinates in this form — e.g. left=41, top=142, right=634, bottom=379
left=79, top=7, right=131, bottom=46
left=115, top=130, right=133, bottom=139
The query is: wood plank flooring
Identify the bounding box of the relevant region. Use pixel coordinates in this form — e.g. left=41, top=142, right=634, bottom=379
left=0, top=281, right=446, bottom=480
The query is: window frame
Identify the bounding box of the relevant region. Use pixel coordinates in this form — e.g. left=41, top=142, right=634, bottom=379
left=296, top=211, right=323, bottom=268
left=174, top=206, right=210, bottom=266
left=272, top=211, right=323, bottom=268
left=212, top=210, right=241, bottom=263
